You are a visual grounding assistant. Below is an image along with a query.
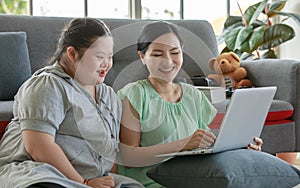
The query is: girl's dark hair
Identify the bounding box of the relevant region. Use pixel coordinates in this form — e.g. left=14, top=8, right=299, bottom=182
left=49, top=17, right=111, bottom=64
left=137, top=21, right=182, bottom=54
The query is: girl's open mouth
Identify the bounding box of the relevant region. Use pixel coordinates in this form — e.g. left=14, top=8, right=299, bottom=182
left=99, top=70, right=106, bottom=77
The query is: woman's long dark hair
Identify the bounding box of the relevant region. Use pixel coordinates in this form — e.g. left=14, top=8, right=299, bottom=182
left=49, top=18, right=111, bottom=64
left=137, top=21, right=183, bottom=54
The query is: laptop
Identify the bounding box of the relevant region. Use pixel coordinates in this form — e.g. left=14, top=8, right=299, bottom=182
left=156, top=86, right=277, bottom=157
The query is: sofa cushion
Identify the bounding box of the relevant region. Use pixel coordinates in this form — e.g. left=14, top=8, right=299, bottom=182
left=260, top=121, right=296, bottom=154
left=209, top=99, right=294, bottom=129
left=266, top=99, right=294, bottom=121
left=147, top=149, right=300, bottom=188
left=0, top=32, right=31, bottom=100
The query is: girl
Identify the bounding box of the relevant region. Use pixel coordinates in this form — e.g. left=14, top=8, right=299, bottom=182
left=0, top=18, right=143, bottom=188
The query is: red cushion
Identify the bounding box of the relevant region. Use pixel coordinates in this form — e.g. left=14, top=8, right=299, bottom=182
left=264, top=119, right=294, bottom=126
left=208, top=110, right=294, bottom=130
left=0, top=121, right=10, bottom=139
left=265, top=100, right=294, bottom=121
left=265, top=110, right=294, bottom=122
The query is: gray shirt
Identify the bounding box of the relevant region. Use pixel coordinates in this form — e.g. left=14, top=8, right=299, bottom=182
left=0, top=63, right=143, bottom=188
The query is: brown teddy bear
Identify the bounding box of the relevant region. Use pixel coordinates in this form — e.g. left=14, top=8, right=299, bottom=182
left=207, top=52, right=253, bottom=89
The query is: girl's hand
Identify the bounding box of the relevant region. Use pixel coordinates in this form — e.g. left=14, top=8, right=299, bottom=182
left=182, top=129, right=216, bottom=151
left=247, top=137, right=263, bottom=151
left=86, top=175, right=114, bottom=188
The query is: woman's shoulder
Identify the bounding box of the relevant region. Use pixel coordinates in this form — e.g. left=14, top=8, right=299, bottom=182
left=180, top=82, right=210, bottom=102
left=180, top=82, right=201, bottom=94
left=120, top=79, right=147, bottom=90
left=15, top=64, right=74, bottom=103
left=117, top=80, right=148, bottom=99
left=99, top=83, right=116, bottom=94
left=97, top=84, right=121, bottom=113
left=29, top=63, right=71, bottom=87
left=98, top=83, right=120, bottom=101
left=20, top=70, right=65, bottom=95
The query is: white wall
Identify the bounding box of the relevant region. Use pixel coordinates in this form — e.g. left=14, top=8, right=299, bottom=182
left=279, top=0, right=300, bottom=60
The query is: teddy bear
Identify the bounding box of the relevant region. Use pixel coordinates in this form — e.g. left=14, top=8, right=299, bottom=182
left=207, top=52, right=253, bottom=89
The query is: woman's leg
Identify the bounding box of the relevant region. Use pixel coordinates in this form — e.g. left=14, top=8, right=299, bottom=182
left=110, top=173, right=145, bottom=188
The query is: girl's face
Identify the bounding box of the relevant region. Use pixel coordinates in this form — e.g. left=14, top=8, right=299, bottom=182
left=74, top=36, right=113, bottom=86
left=139, top=32, right=183, bottom=83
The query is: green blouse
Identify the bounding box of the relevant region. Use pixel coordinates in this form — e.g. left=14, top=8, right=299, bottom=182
left=118, top=79, right=217, bottom=187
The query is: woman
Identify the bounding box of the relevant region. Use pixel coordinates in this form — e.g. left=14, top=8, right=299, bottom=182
left=117, top=21, right=263, bottom=187
left=0, top=18, right=143, bottom=188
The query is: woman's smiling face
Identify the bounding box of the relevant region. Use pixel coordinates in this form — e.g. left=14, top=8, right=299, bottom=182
left=139, top=32, right=183, bottom=83
left=75, top=36, right=113, bottom=86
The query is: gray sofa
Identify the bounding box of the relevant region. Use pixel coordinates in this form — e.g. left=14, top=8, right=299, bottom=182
left=0, top=14, right=299, bottom=154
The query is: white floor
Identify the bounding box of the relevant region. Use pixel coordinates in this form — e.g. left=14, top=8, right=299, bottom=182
left=295, top=153, right=300, bottom=170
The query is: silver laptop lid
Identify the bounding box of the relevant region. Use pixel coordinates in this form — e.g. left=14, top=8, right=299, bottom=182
left=213, top=86, right=277, bottom=153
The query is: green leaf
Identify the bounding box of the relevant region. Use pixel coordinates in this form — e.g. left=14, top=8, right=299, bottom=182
left=224, top=16, right=243, bottom=28
left=266, top=1, right=286, bottom=16
left=220, top=16, right=243, bottom=45
left=236, top=26, right=254, bottom=50
left=244, top=0, right=268, bottom=25
left=259, top=24, right=295, bottom=50
left=225, top=26, right=253, bottom=52
left=224, top=28, right=241, bottom=51
left=251, top=19, right=268, bottom=28
left=248, top=26, right=265, bottom=53
left=273, top=11, right=300, bottom=26
left=219, top=0, right=299, bottom=59
left=219, top=16, right=266, bottom=45
left=239, top=40, right=251, bottom=53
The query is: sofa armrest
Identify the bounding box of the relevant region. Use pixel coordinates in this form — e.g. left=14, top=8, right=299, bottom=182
left=241, top=59, right=300, bottom=103
left=241, top=59, right=300, bottom=151
left=0, top=101, right=13, bottom=121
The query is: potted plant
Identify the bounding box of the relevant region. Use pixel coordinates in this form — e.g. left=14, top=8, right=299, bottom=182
left=218, top=0, right=300, bottom=59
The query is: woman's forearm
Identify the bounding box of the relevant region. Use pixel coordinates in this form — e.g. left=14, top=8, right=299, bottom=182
left=34, top=142, right=84, bottom=183
left=118, top=137, right=189, bottom=167
left=23, top=131, right=85, bottom=184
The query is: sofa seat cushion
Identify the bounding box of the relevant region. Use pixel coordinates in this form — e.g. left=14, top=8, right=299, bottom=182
left=147, top=149, right=300, bottom=188
left=0, top=31, right=31, bottom=101
left=260, top=121, right=296, bottom=154
left=266, top=99, right=294, bottom=122
left=209, top=99, right=294, bottom=129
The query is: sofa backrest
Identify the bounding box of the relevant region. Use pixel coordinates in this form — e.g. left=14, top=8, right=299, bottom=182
left=0, top=15, right=219, bottom=91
